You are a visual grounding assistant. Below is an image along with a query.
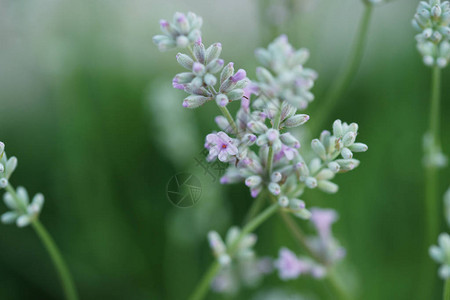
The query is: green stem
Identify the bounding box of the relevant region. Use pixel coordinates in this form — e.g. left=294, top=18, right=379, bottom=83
left=266, top=109, right=282, bottom=175
left=6, top=184, right=78, bottom=300
left=311, top=4, right=373, bottom=134
left=188, top=203, right=279, bottom=300
left=444, top=279, right=450, bottom=300
left=218, top=105, right=239, bottom=136
left=243, top=190, right=266, bottom=225
left=425, top=66, right=441, bottom=246
left=326, top=270, right=351, bottom=300
left=32, top=220, right=79, bottom=300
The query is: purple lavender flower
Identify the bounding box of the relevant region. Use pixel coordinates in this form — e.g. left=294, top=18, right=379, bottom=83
left=310, top=208, right=338, bottom=240
left=205, top=132, right=238, bottom=162
left=275, top=248, right=307, bottom=280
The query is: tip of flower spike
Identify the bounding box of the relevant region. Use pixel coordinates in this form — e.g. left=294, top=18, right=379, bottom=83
left=159, top=19, right=169, bottom=28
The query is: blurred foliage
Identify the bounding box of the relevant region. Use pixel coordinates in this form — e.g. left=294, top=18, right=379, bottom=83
left=0, top=0, right=450, bottom=299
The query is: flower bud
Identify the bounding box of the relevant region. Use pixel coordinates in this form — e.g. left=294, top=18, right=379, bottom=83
left=341, top=147, right=353, bottom=159
left=247, top=121, right=268, bottom=134
left=266, top=129, right=279, bottom=142
left=328, top=161, right=340, bottom=173
left=245, top=175, right=262, bottom=187
left=305, top=177, right=317, bottom=189
left=227, top=89, right=245, bottom=101
left=316, top=169, right=334, bottom=181
left=204, top=73, right=217, bottom=86
left=278, top=196, right=289, bottom=208
left=215, top=94, right=229, bottom=107
left=230, top=69, right=247, bottom=83
left=183, top=95, right=208, bottom=108
left=280, top=133, right=300, bottom=149
left=284, top=114, right=309, bottom=128
left=271, top=172, right=282, bottom=183
left=333, top=119, right=343, bottom=137
left=5, top=157, right=17, bottom=179
left=0, top=163, right=4, bottom=173
left=220, top=62, right=234, bottom=84
left=268, top=182, right=281, bottom=195
left=317, top=180, right=339, bottom=194
left=207, top=59, right=224, bottom=74
left=205, top=42, right=222, bottom=64
left=176, top=35, right=189, bottom=48
left=289, top=199, right=305, bottom=210
left=193, top=41, right=205, bottom=63
left=349, top=143, right=368, bottom=152
left=335, top=159, right=360, bottom=171
left=0, top=178, right=7, bottom=189
left=311, top=139, right=327, bottom=160
left=342, top=132, right=356, bottom=147
left=256, top=67, right=274, bottom=83
left=192, top=62, right=205, bottom=76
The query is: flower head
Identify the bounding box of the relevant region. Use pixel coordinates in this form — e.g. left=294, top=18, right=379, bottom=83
left=153, top=12, right=203, bottom=51
left=412, top=0, right=450, bottom=67
left=430, top=233, right=450, bottom=279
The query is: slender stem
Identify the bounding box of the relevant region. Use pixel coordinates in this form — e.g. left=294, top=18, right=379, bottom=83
left=188, top=203, right=279, bottom=300
left=311, top=4, right=373, bottom=134
left=218, top=105, right=239, bottom=136
left=444, top=279, right=450, bottom=300
left=243, top=190, right=266, bottom=225
left=32, top=220, right=79, bottom=300
left=425, top=66, right=441, bottom=246
left=326, top=270, right=351, bottom=300
left=6, top=184, right=78, bottom=300
left=266, top=109, right=282, bottom=175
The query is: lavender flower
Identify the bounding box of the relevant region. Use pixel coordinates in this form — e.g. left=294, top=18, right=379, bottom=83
left=275, top=247, right=326, bottom=280
left=205, top=132, right=239, bottom=162
left=153, top=12, right=202, bottom=51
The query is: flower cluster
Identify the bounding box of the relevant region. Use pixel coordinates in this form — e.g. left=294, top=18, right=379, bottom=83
left=208, top=227, right=257, bottom=266
left=153, top=12, right=202, bottom=51
left=254, top=35, right=317, bottom=110
left=154, top=12, right=368, bottom=296
left=412, top=0, right=450, bottom=68
left=274, top=208, right=345, bottom=280
left=430, top=233, right=450, bottom=279
left=0, top=142, right=17, bottom=189
left=0, top=142, right=45, bottom=228
left=275, top=247, right=325, bottom=280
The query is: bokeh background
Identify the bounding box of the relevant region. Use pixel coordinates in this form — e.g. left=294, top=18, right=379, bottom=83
left=0, top=0, right=450, bottom=299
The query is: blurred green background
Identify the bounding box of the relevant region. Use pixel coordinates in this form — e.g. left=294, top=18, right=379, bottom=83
left=0, top=0, right=450, bottom=299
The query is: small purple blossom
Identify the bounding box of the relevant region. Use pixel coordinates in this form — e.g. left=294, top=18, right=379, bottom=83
left=275, top=248, right=307, bottom=280
left=205, top=132, right=238, bottom=162
left=231, top=69, right=247, bottom=83
left=310, top=208, right=338, bottom=240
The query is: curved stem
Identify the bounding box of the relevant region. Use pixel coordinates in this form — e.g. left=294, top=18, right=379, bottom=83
left=32, top=220, right=79, bottom=300
left=188, top=203, right=279, bottom=300
left=218, top=105, right=239, bottom=136
left=444, top=279, right=450, bottom=300
left=266, top=109, right=282, bottom=175
left=5, top=184, right=78, bottom=300
left=425, top=66, right=441, bottom=246
left=326, top=269, right=351, bottom=300
left=311, top=4, right=373, bottom=134
left=243, top=190, right=266, bottom=225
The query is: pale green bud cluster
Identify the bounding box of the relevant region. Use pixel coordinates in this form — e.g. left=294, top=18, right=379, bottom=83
left=299, top=120, right=367, bottom=194
left=413, top=0, right=450, bottom=67
left=208, top=227, right=257, bottom=266
left=0, top=142, right=17, bottom=189
left=254, top=35, right=318, bottom=110
left=153, top=12, right=202, bottom=51
left=0, top=142, right=45, bottom=228
left=2, top=187, right=44, bottom=227
left=430, top=233, right=450, bottom=279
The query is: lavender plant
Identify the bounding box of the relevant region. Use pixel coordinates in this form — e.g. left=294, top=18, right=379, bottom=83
left=430, top=188, right=450, bottom=299
left=154, top=12, right=368, bottom=300
left=0, top=142, right=78, bottom=300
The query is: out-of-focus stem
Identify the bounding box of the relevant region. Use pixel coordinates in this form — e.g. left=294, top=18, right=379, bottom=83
left=425, top=66, right=441, bottom=246
left=266, top=110, right=282, bottom=175
left=188, top=203, right=279, bottom=300
left=311, top=4, right=373, bottom=134
left=444, top=279, right=450, bottom=300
